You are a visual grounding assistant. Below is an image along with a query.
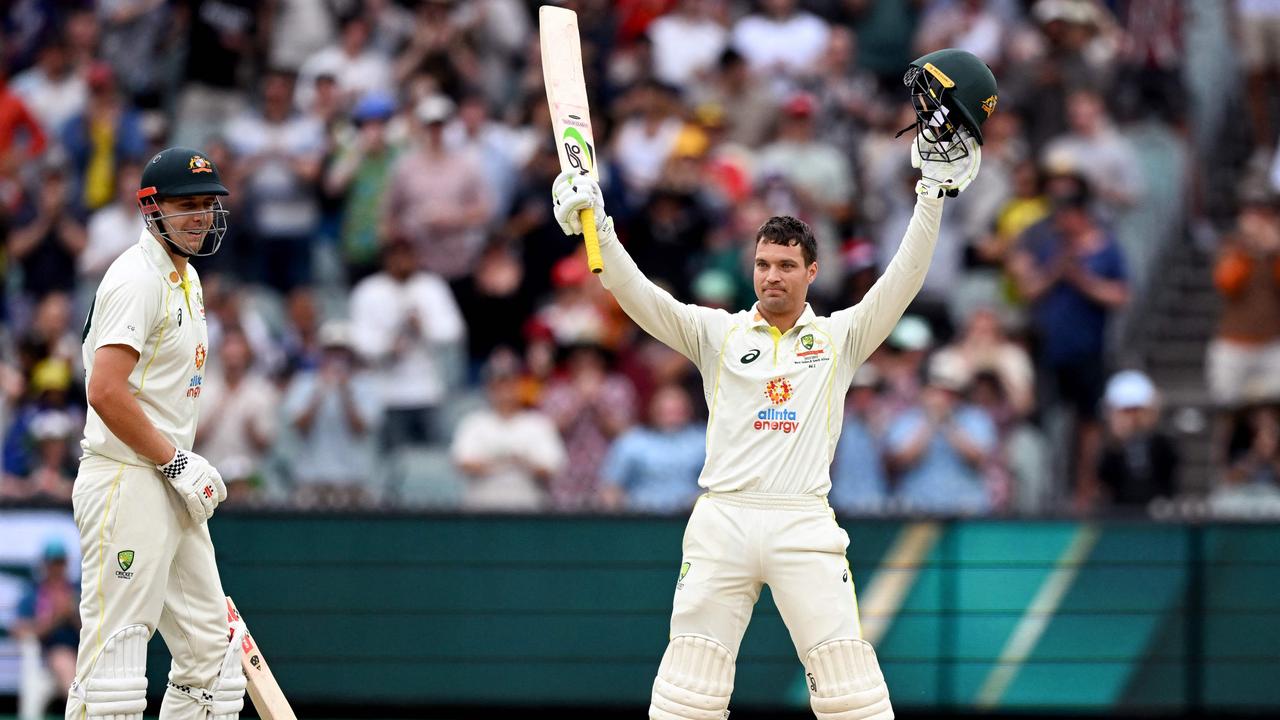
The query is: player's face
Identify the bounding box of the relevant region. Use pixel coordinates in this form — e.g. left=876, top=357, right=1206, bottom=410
left=158, top=195, right=218, bottom=253
left=753, top=240, right=816, bottom=316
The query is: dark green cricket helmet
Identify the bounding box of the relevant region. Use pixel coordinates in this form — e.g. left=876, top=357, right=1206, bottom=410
left=137, top=147, right=230, bottom=257
left=903, top=49, right=998, bottom=161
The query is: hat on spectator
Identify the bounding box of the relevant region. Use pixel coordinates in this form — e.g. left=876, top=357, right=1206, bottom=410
left=353, top=92, right=396, bottom=123
left=1105, top=370, right=1157, bottom=409
left=552, top=254, right=591, bottom=288
left=43, top=538, right=68, bottom=562
left=926, top=353, right=971, bottom=392
left=30, top=358, right=72, bottom=395
left=888, top=315, right=933, bottom=352
left=416, top=94, right=456, bottom=125
left=87, top=61, right=115, bottom=90
left=318, top=320, right=355, bottom=352
left=783, top=92, right=817, bottom=118
left=31, top=409, right=75, bottom=441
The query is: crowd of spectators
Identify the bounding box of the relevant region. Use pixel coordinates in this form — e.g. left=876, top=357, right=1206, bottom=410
left=0, top=0, right=1276, bottom=516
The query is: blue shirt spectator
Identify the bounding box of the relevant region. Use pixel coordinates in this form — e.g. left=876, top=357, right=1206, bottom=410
left=831, top=363, right=889, bottom=514
left=886, top=355, right=997, bottom=514
left=600, top=384, right=705, bottom=514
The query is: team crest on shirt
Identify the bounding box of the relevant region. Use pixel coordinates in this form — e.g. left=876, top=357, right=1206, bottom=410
left=116, top=550, right=135, bottom=580
left=189, top=155, right=213, bottom=173
left=794, top=331, right=830, bottom=366
left=194, top=343, right=206, bottom=370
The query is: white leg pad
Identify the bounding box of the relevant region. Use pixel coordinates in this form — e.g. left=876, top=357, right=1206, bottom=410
left=804, top=638, right=893, bottom=720
left=163, top=619, right=247, bottom=720
left=649, top=634, right=734, bottom=720
left=210, top=618, right=248, bottom=720
left=70, top=624, right=149, bottom=720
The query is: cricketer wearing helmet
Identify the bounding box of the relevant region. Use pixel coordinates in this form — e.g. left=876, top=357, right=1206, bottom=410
left=552, top=50, right=995, bottom=720
left=66, top=147, right=246, bottom=720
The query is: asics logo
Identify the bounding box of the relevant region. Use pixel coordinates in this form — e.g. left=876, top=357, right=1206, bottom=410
left=740, top=349, right=760, bottom=364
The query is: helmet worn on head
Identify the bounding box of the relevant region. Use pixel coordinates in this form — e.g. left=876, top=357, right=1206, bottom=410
left=902, top=49, right=998, bottom=162
left=137, top=146, right=230, bottom=257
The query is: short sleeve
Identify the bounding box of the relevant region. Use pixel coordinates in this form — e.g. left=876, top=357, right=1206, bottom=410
left=89, top=278, right=163, bottom=354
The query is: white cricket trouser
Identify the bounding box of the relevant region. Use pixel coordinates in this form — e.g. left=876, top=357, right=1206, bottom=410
left=67, top=455, right=229, bottom=720
left=670, top=491, right=862, bottom=659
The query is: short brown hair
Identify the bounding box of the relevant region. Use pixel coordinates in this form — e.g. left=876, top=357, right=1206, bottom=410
left=756, top=216, right=817, bottom=266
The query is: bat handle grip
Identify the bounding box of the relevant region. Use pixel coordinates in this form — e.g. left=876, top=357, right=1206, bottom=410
left=580, top=208, right=604, bottom=274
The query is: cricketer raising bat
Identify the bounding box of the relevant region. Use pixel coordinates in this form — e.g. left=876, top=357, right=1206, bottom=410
left=226, top=596, right=298, bottom=720
left=540, top=4, right=603, bottom=273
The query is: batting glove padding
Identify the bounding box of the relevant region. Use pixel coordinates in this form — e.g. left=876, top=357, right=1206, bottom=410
left=552, top=170, right=609, bottom=236
left=912, top=128, right=982, bottom=198
left=158, top=449, right=226, bottom=522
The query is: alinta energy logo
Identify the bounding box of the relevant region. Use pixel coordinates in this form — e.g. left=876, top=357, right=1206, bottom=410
left=756, top=377, right=800, bottom=434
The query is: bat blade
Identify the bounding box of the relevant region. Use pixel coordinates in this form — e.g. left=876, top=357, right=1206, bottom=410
left=226, top=596, right=298, bottom=720
left=540, top=5, right=603, bottom=273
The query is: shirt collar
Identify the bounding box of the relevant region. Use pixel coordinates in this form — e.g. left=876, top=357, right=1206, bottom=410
left=138, top=231, right=184, bottom=289
left=749, top=302, right=817, bottom=331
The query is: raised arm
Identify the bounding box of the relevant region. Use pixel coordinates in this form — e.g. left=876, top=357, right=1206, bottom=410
left=551, top=172, right=724, bottom=366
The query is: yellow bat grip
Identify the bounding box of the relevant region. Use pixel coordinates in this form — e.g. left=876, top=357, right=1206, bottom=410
left=580, top=208, right=604, bottom=274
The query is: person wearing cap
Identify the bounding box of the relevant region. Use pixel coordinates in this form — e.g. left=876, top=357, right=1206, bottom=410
left=550, top=47, right=993, bottom=720
left=326, top=91, right=401, bottom=279
left=381, top=93, right=489, bottom=280
left=885, top=353, right=998, bottom=514
left=69, top=147, right=248, bottom=720
left=281, top=320, right=383, bottom=508
left=1096, top=369, right=1178, bottom=507
left=14, top=540, right=80, bottom=717
left=58, top=61, right=146, bottom=213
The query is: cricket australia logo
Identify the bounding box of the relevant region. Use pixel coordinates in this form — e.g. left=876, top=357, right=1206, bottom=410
left=116, top=550, right=135, bottom=580
left=795, top=332, right=829, bottom=366
left=676, top=561, right=690, bottom=590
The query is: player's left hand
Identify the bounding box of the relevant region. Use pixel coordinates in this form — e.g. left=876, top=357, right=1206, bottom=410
left=157, top=449, right=227, bottom=523
left=912, top=128, right=982, bottom=199
left=552, top=170, right=608, bottom=236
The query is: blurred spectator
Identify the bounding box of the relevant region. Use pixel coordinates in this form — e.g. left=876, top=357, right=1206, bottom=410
left=831, top=363, right=890, bottom=514
left=1236, top=0, right=1280, bottom=167
left=2, top=358, right=76, bottom=485
left=453, top=352, right=567, bottom=512
left=886, top=353, right=997, bottom=514
left=599, top=383, right=705, bottom=513
left=541, top=344, right=637, bottom=511
left=623, top=188, right=713, bottom=298
left=279, top=285, right=323, bottom=376
left=7, top=159, right=87, bottom=305
left=1042, top=89, right=1143, bottom=214
left=172, top=0, right=255, bottom=148
left=98, top=0, right=173, bottom=106
left=9, top=35, right=86, bottom=137
left=296, top=13, right=393, bottom=113
left=914, top=0, right=1004, bottom=65
left=78, top=160, right=144, bottom=284
left=59, top=62, right=146, bottom=213
left=265, top=0, right=336, bottom=73
left=1008, top=173, right=1129, bottom=506
left=756, top=91, right=855, bottom=239
left=612, top=81, right=685, bottom=201
left=383, top=94, right=490, bottom=280
left=690, top=49, right=777, bottom=148
left=1210, top=403, right=1280, bottom=516
left=1112, top=0, right=1185, bottom=126
left=282, top=321, right=383, bottom=508
left=879, top=314, right=933, bottom=418
left=533, top=255, right=613, bottom=347
left=1096, top=369, right=1178, bottom=507
left=0, top=69, right=48, bottom=166
left=452, top=244, right=535, bottom=372
left=1206, top=190, right=1280, bottom=407
left=226, top=69, right=325, bottom=292
left=932, top=305, right=1036, bottom=417
left=350, top=237, right=465, bottom=448
left=968, top=369, right=1052, bottom=514
left=11, top=540, right=78, bottom=714
left=195, top=325, right=280, bottom=504
left=976, top=158, right=1050, bottom=265
left=730, top=0, right=830, bottom=86
left=325, top=91, right=400, bottom=280
left=648, top=0, right=730, bottom=89
left=444, top=92, right=523, bottom=224
left=0, top=409, right=75, bottom=502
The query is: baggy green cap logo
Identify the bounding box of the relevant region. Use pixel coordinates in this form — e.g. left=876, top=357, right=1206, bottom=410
left=118, top=550, right=135, bottom=572
left=802, top=334, right=814, bottom=350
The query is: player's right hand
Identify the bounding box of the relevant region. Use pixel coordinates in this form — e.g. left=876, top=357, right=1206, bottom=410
left=157, top=449, right=227, bottom=523
left=552, top=170, right=608, bottom=236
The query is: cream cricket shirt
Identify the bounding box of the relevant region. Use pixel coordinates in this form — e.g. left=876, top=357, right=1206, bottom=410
left=80, top=232, right=209, bottom=466
left=598, top=196, right=944, bottom=497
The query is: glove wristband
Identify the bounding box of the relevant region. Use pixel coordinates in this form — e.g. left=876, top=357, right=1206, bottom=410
left=158, top=450, right=189, bottom=479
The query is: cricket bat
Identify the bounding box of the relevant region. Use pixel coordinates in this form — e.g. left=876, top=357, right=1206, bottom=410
left=226, top=596, right=298, bottom=720
left=540, top=4, right=604, bottom=274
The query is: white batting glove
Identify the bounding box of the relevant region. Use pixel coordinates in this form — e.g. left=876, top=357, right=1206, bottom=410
left=552, top=170, right=609, bottom=236
left=912, top=129, right=982, bottom=199
left=157, top=449, right=226, bottom=522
